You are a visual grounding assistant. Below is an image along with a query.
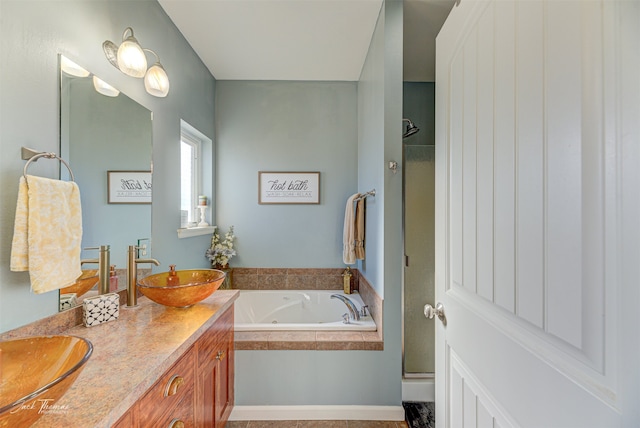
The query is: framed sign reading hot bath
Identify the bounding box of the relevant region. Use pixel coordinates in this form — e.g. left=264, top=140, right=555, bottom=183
left=258, top=171, right=320, bottom=204
left=107, top=171, right=152, bottom=204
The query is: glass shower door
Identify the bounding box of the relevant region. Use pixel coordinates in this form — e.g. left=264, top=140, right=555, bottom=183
left=403, top=144, right=435, bottom=377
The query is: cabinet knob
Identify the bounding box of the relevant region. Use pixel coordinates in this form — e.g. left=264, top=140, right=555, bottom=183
left=216, top=350, right=226, bottom=361
left=168, top=418, right=185, bottom=428
left=164, top=375, right=185, bottom=397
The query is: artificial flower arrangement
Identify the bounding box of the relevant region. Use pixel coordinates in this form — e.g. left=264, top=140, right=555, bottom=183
left=205, top=225, right=236, bottom=269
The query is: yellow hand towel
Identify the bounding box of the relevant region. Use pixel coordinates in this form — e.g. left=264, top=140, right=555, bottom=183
left=343, top=193, right=360, bottom=265
left=10, top=175, right=83, bottom=294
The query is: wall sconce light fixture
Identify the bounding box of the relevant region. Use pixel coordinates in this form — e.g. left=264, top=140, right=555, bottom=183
left=143, top=49, right=170, bottom=98
left=116, top=27, right=147, bottom=78
left=103, top=27, right=170, bottom=97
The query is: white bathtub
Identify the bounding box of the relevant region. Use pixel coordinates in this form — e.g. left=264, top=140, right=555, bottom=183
left=234, top=290, right=377, bottom=331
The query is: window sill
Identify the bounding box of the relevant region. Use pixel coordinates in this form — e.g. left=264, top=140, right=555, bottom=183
left=177, top=226, right=215, bottom=239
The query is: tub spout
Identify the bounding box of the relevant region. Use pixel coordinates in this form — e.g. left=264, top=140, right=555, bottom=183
left=331, top=294, right=360, bottom=321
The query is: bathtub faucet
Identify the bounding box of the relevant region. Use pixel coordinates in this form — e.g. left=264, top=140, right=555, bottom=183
left=330, top=294, right=360, bottom=321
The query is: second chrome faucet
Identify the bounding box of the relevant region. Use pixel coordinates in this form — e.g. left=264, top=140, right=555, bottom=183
left=126, top=245, right=160, bottom=307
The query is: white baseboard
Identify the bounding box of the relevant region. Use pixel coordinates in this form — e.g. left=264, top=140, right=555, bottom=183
left=229, top=405, right=405, bottom=421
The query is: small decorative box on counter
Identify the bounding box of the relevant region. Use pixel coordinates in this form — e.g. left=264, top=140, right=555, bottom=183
left=82, top=292, right=119, bottom=327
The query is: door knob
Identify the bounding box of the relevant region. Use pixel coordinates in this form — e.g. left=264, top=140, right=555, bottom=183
left=424, top=302, right=447, bottom=326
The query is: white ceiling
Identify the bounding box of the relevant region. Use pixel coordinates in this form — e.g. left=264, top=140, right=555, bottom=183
left=158, top=0, right=455, bottom=82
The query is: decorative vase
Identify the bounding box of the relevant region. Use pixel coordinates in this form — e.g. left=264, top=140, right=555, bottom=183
left=213, top=263, right=233, bottom=289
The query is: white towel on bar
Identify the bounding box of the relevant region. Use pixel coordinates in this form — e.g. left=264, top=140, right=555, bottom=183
left=10, top=175, right=83, bottom=294
left=342, top=192, right=360, bottom=265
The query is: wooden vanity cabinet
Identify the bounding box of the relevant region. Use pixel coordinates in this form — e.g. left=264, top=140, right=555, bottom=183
left=112, top=408, right=134, bottom=428
left=117, top=305, right=234, bottom=428
left=137, top=345, right=196, bottom=427
left=196, top=306, right=234, bottom=427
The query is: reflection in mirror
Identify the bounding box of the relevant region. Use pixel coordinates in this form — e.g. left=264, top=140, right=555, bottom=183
left=59, top=55, right=152, bottom=311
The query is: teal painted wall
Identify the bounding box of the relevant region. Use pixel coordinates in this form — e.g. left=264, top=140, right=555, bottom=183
left=0, top=0, right=215, bottom=332
left=215, top=81, right=358, bottom=267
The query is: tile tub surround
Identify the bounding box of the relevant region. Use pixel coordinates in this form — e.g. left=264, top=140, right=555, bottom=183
left=236, top=330, right=383, bottom=351
left=232, top=268, right=354, bottom=291
left=233, top=268, right=383, bottom=351
left=2, top=290, right=238, bottom=427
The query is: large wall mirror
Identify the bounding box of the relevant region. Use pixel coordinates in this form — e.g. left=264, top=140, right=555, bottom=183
left=59, top=55, right=152, bottom=310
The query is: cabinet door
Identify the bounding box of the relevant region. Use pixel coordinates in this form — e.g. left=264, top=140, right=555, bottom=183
left=197, top=306, right=234, bottom=427
left=138, top=346, right=196, bottom=427
left=214, top=330, right=233, bottom=426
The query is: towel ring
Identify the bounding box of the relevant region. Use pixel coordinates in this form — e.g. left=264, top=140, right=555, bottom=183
left=23, top=152, right=75, bottom=182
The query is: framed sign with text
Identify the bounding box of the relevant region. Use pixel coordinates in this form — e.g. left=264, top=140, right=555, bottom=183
left=107, top=171, right=152, bottom=204
left=258, top=171, right=320, bottom=204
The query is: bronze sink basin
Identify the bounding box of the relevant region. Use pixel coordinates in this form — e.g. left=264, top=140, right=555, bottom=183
left=60, top=270, right=98, bottom=298
left=137, top=269, right=226, bottom=308
left=0, top=335, right=93, bottom=427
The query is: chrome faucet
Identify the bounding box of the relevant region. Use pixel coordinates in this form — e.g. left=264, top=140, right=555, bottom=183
left=81, top=245, right=110, bottom=295
left=330, top=294, right=360, bottom=321
left=126, top=245, right=160, bottom=307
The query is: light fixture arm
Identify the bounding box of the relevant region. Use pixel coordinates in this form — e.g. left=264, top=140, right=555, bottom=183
left=143, top=48, right=160, bottom=65
left=122, top=27, right=135, bottom=41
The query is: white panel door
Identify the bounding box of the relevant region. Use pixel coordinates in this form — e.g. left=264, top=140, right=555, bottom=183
left=434, top=0, right=640, bottom=426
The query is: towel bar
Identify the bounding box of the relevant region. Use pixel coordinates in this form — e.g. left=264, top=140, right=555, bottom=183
left=21, top=147, right=75, bottom=182
left=354, top=189, right=375, bottom=201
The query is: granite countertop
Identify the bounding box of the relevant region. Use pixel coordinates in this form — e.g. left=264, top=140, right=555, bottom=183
left=30, top=289, right=239, bottom=428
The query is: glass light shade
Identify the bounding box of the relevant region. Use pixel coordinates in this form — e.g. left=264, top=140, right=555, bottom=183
left=117, top=37, right=147, bottom=78
left=61, top=57, right=89, bottom=77
left=144, top=63, right=170, bottom=97
left=93, top=76, right=120, bottom=97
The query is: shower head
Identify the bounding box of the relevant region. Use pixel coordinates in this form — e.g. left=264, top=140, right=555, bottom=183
left=402, top=118, right=420, bottom=138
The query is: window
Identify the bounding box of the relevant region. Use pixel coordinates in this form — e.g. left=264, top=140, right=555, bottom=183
left=180, top=132, right=202, bottom=223
left=179, top=120, right=212, bottom=231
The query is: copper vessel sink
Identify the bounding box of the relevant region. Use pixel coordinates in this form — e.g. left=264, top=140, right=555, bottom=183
left=0, top=335, right=93, bottom=427
left=137, top=269, right=226, bottom=308
left=60, top=270, right=98, bottom=298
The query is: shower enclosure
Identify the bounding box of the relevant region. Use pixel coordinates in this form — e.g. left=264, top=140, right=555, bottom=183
left=402, top=144, right=435, bottom=400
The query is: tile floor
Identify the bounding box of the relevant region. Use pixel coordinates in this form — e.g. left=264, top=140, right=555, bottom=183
left=227, top=421, right=409, bottom=428
left=402, top=402, right=435, bottom=428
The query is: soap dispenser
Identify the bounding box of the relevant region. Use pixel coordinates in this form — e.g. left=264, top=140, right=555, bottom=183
left=342, top=266, right=352, bottom=294
left=167, top=264, right=180, bottom=286
left=109, top=265, right=118, bottom=292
